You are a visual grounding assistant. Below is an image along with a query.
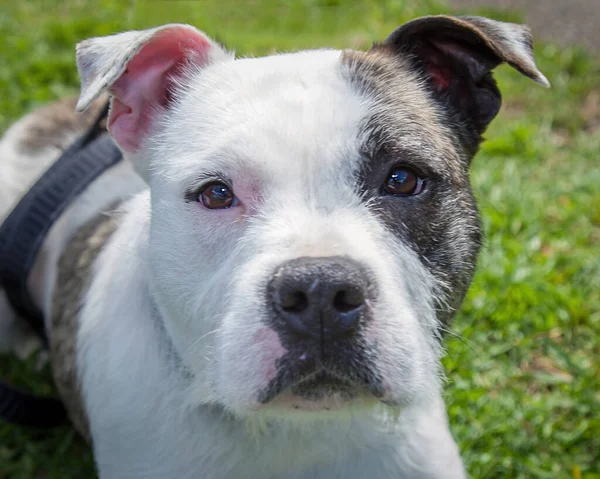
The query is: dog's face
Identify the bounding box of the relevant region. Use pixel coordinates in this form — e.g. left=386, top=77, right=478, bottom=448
left=149, top=50, right=460, bottom=415
left=76, top=17, right=547, bottom=419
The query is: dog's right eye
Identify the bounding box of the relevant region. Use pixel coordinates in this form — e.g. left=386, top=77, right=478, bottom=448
left=198, top=182, right=238, bottom=209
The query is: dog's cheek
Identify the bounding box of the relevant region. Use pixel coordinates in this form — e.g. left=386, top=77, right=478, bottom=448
left=364, top=281, right=442, bottom=405
left=146, top=199, right=247, bottom=371
left=346, top=219, right=443, bottom=403
left=212, top=257, right=290, bottom=413
left=217, top=320, right=289, bottom=414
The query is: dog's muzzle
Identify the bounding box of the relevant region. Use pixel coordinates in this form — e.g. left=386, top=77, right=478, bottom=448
left=262, top=256, right=383, bottom=404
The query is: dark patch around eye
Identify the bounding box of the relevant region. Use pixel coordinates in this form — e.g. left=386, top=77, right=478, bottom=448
left=355, top=137, right=481, bottom=328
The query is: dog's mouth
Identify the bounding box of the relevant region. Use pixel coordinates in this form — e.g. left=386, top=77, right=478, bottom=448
left=257, top=370, right=371, bottom=411
left=290, top=370, right=357, bottom=400
left=258, top=350, right=385, bottom=408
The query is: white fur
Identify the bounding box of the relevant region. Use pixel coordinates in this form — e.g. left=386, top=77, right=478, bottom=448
left=1, top=26, right=469, bottom=479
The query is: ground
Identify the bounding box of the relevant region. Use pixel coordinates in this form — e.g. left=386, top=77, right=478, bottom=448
left=0, top=1, right=598, bottom=478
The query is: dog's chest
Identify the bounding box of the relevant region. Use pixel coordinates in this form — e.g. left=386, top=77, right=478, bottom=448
left=48, top=209, right=120, bottom=441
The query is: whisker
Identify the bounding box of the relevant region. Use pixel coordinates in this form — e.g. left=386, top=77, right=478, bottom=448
left=188, top=327, right=223, bottom=350
left=438, top=325, right=478, bottom=355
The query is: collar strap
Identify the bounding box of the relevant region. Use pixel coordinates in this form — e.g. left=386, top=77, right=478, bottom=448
left=0, top=379, right=67, bottom=428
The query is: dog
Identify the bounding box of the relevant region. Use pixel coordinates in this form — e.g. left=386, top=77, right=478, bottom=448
left=0, top=15, right=548, bottom=478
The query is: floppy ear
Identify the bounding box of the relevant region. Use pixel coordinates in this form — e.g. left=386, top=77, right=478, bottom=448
left=75, top=24, right=231, bottom=156
left=379, top=15, right=549, bottom=134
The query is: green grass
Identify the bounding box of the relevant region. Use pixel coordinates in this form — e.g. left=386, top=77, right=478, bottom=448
left=1, top=1, right=598, bottom=477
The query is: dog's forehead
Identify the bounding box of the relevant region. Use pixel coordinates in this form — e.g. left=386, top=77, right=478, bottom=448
left=159, top=48, right=457, bottom=182
left=165, top=50, right=362, bottom=173
left=185, top=50, right=355, bottom=118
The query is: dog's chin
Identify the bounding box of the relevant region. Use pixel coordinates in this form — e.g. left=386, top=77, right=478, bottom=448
left=261, top=391, right=378, bottom=414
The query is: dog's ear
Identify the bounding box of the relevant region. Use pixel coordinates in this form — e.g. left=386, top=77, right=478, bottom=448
left=379, top=15, right=549, bottom=134
left=75, top=24, right=231, bottom=154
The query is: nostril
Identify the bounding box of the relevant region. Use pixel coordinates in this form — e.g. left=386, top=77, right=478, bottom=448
left=280, top=291, right=309, bottom=313
left=333, top=289, right=365, bottom=313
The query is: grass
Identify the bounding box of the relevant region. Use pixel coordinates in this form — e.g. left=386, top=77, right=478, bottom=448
left=0, top=0, right=598, bottom=477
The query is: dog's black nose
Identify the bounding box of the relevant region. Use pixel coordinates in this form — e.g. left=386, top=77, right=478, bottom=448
left=270, top=256, right=372, bottom=340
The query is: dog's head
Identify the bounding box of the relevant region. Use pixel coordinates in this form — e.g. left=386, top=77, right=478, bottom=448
left=76, top=16, right=547, bottom=419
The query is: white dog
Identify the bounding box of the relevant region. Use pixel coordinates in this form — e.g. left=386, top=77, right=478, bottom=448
left=0, top=15, right=548, bottom=478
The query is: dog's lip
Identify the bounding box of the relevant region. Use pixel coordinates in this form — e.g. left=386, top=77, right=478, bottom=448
left=258, top=367, right=384, bottom=405
left=258, top=369, right=353, bottom=404
left=294, top=369, right=352, bottom=388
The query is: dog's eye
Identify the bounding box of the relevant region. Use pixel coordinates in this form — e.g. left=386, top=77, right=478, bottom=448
left=383, top=167, right=425, bottom=196
left=198, top=182, right=238, bottom=209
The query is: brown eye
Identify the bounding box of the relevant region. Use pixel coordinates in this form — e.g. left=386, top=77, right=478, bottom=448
left=383, top=167, right=424, bottom=196
left=199, top=182, right=237, bottom=209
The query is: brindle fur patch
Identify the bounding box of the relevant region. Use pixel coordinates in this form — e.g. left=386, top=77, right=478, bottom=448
left=18, top=94, right=108, bottom=154
left=49, top=208, right=120, bottom=442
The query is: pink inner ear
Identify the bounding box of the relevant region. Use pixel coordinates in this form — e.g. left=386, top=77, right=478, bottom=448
left=427, top=65, right=451, bottom=91
left=415, top=41, right=454, bottom=93
left=108, top=28, right=212, bottom=153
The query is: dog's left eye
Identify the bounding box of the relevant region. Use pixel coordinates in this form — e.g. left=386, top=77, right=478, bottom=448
left=198, top=182, right=238, bottom=209
left=383, top=166, right=425, bottom=196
